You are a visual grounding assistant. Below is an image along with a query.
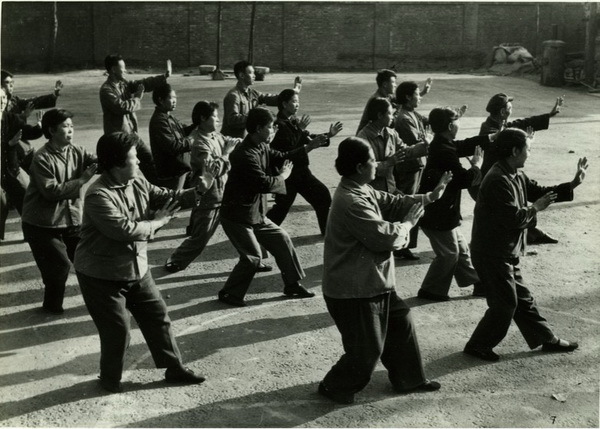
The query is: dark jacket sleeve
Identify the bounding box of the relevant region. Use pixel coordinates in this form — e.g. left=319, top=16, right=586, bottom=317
left=507, top=114, right=551, bottom=132
left=127, top=74, right=167, bottom=93
left=455, top=135, right=490, bottom=157
left=13, top=94, right=58, bottom=112
left=525, top=175, right=573, bottom=203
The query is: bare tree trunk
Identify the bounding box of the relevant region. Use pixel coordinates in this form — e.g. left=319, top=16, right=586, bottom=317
left=212, top=2, right=225, bottom=80
left=47, top=2, right=58, bottom=72
left=248, top=3, right=256, bottom=63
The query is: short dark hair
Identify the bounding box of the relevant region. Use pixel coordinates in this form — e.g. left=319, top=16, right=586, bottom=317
left=41, top=108, right=74, bottom=139
left=96, top=132, right=139, bottom=172
left=428, top=107, right=459, bottom=134
left=366, top=97, right=391, bottom=122
left=246, top=107, right=274, bottom=134
left=152, top=83, right=173, bottom=106
left=375, top=69, right=397, bottom=88
left=104, top=54, right=123, bottom=72
left=335, top=137, right=371, bottom=177
left=1, top=70, right=13, bottom=82
left=396, top=81, right=419, bottom=105
left=191, top=101, right=219, bottom=126
left=233, top=60, right=252, bottom=79
left=494, top=128, right=528, bottom=159
left=277, top=89, right=297, bottom=111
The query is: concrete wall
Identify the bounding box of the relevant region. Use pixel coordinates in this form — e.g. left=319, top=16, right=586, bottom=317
left=1, top=1, right=588, bottom=72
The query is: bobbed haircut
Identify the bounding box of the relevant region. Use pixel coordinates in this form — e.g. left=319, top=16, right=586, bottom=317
left=396, top=81, right=419, bottom=105
left=104, top=54, right=124, bottom=72
left=41, top=108, right=74, bottom=139
left=277, top=88, right=297, bottom=111
left=428, top=107, right=459, bottom=134
left=246, top=107, right=274, bottom=134
left=1, top=70, right=13, bottom=82
left=366, top=97, right=392, bottom=122
left=96, top=132, right=139, bottom=172
left=233, top=60, right=252, bottom=79
left=494, top=128, right=529, bottom=159
left=152, top=83, right=173, bottom=106
left=335, top=137, right=371, bottom=177
left=375, top=69, right=397, bottom=88
left=191, top=101, right=219, bottom=126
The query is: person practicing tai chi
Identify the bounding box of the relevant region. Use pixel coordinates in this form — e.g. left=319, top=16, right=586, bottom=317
left=464, top=128, right=588, bottom=361
left=266, top=89, right=343, bottom=235
left=318, top=137, right=451, bottom=405
left=163, top=101, right=270, bottom=274
left=476, top=93, right=564, bottom=245
left=356, top=69, right=431, bottom=134
left=358, top=96, right=428, bottom=261
left=217, top=107, right=314, bottom=307
left=74, top=132, right=214, bottom=393
left=221, top=60, right=301, bottom=138
left=100, top=54, right=172, bottom=184
left=417, top=107, right=497, bottom=301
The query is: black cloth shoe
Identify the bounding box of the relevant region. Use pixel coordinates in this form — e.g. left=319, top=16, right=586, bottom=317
left=218, top=292, right=247, bottom=307
left=165, top=366, right=206, bottom=384
left=42, top=305, right=64, bottom=314
left=99, top=377, right=123, bottom=393
left=318, top=382, right=355, bottom=404
left=393, top=248, right=420, bottom=260
left=395, top=379, right=441, bottom=393
left=164, top=261, right=183, bottom=273
left=283, top=282, right=315, bottom=298
left=542, top=340, right=578, bottom=352
left=528, top=229, right=559, bottom=244
left=417, top=289, right=450, bottom=302
left=256, top=262, right=273, bottom=272
left=463, top=345, right=500, bottom=362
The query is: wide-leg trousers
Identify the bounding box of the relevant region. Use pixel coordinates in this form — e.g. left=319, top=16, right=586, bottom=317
left=322, top=291, right=427, bottom=395
left=77, top=271, right=182, bottom=383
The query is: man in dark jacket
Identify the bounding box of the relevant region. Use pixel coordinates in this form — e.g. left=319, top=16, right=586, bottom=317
left=464, top=128, right=586, bottom=361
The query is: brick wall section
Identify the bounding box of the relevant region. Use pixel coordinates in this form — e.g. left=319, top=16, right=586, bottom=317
left=1, top=1, right=588, bottom=72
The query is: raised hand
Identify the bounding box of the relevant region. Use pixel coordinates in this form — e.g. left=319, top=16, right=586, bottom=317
left=154, top=197, right=181, bottom=227
left=54, top=80, right=63, bottom=95
left=572, top=156, right=589, bottom=187
left=223, top=137, right=241, bottom=155
left=403, top=202, right=425, bottom=226
left=293, top=76, right=302, bottom=93
left=470, top=146, right=483, bottom=168
left=532, top=191, right=557, bottom=212
left=525, top=125, right=535, bottom=140
left=166, top=59, right=172, bottom=78
left=329, top=121, right=343, bottom=137
left=392, top=147, right=407, bottom=164
left=8, top=129, right=22, bottom=147
left=457, top=104, right=468, bottom=118
left=550, top=95, right=565, bottom=116
left=277, top=159, right=294, bottom=180
left=35, top=110, right=43, bottom=125
left=197, top=158, right=220, bottom=192
left=80, top=163, right=98, bottom=184
left=423, top=78, right=433, bottom=95
left=308, top=134, right=328, bottom=150
left=429, top=171, right=453, bottom=202
left=134, top=84, right=145, bottom=99
left=24, top=102, right=35, bottom=118
left=297, top=114, right=311, bottom=130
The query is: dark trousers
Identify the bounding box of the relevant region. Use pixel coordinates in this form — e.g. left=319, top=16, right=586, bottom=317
left=466, top=253, right=554, bottom=350
left=170, top=207, right=220, bottom=268
left=77, top=271, right=182, bottom=382
left=0, top=168, right=30, bottom=239
left=266, top=167, right=331, bottom=235
left=322, top=291, right=426, bottom=394
left=22, top=222, right=79, bottom=311
left=394, top=167, right=423, bottom=249
left=220, top=217, right=305, bottom=300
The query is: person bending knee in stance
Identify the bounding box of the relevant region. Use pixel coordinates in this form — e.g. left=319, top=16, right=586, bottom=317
left=266, top=89, right=342, bottom=235
left=464, top=128, right=587, bottom=361
left=319, top=136, right=452, bottom=404
left=74, top=132, right=212, bottom=393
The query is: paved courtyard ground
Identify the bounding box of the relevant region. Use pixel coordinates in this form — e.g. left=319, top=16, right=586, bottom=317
left=0, top=70, right=599, bottom=428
